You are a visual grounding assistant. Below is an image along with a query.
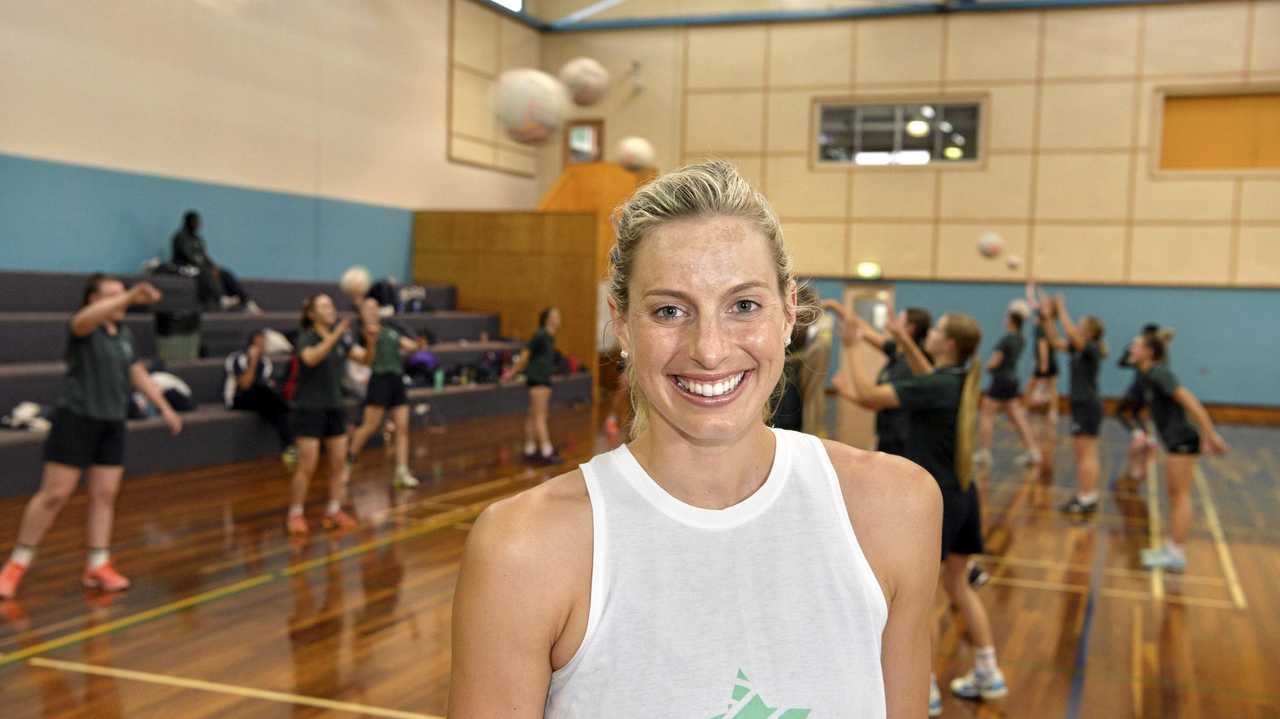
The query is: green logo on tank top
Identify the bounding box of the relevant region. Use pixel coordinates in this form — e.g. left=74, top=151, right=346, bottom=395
left=708, top=670, right=811, bottom=719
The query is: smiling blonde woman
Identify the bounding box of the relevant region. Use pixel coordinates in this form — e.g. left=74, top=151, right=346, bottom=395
left=449, top=160, right=941, bottom=719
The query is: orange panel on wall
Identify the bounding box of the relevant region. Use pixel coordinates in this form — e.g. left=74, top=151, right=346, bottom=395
left=1160, top=93, right=1280, bottom=170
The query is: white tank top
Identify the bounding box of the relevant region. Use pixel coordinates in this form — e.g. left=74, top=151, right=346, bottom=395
left=545, top=428, right=888, bottom=718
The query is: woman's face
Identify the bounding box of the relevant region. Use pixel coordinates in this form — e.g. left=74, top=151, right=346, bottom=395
left=93, top=280, right=127, bottom=322
left=1128, top=335, right=1152, bottom=364
left=614, top=216, right=794, bottom=444
left=359, top=298, right=381, bottom=327
left=310, top=295, right=337, bottom=328
left=924, top=316, right=950, bottom=359
left=545, top=308, right=562, bottom=334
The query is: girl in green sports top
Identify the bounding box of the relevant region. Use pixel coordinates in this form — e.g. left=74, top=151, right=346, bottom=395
left=0, top=275, right=184, bottom=600
left=347, top=297, right=427, bottom=488
left=1128, top=332, right=1228, bottom=572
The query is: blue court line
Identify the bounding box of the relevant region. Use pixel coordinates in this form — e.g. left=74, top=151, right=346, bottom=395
left=1065, top=521, right=1112, bottom=718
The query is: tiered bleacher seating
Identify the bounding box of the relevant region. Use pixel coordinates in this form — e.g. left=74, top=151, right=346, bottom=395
left=0, top=271, right=591, bottom=498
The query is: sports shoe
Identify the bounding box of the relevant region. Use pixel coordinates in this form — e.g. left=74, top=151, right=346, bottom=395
left=929, top=677, right=943, bottom=716
left=1015, top=450, right=1042, bottom=467
left=282, top=446, right=298, bottom=472
left=394, top=466, right=420, bottom=489
left=1059, top=495, right=1099, bottom=515
left=287, top=514, right=309, bottom=536
left=244, top=300, right=263, bottom=316
left=82, top=562, right=131, bottom=593
left=968, top=563, right=991, bottom=589
left=1141, top=545, right=1186, bottom=572
left=538, top=451, right=564, bottom=466
left=0, top=560, right=28, bottom=600
left=950, top=668, right=1008, bottom=701
left=972, top=449, right=993, bottom=467
left=322, top=510, right=358, bottom=532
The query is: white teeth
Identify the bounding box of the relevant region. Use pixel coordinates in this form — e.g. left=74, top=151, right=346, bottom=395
left=677, top=372, right=745, bottom=398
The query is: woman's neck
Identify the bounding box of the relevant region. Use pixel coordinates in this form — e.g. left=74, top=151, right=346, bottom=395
left=628, top=421, right=777, bottom=510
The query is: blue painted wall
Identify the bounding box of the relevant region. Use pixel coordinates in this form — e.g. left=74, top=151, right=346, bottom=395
left=0, top=153, right=413, bottom=283
left=807, top=278, right=1280, bottom=407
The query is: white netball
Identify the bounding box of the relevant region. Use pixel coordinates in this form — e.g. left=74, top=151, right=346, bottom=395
left=558, top=57, right=610, bottom=107
left=339, top=265, right=372, bottom=298
left=977, top=232, right=1004, bottom=259
left=617, top=137, right=656, bottom=171
left=493, top=69, right=569, bottom=145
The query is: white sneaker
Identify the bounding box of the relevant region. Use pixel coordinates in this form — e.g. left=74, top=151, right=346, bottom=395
left=929, top=676, right=943, bottom=716
left=950, top=668, right=1008, bottom=701
left=1015, top=449, right=1042, bottom=467
left=972, top=449, right=993, bottom=467
left=394, top=466, right=419, bottom=489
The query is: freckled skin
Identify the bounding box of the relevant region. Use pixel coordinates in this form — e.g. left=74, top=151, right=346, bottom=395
left=613, top=216, right=795, bottom=445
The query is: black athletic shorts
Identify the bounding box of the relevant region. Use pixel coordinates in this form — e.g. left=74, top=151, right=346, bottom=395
left=941, top=483, right=984, bottom=560
left=43, top=407, right=126, bottom=468
left=527, top=378, right=552, bottom=389
left=984, top=375, right=1021, bottom=401
left=1164, top=433, right=1201, bottom=456
left=365, top=373, right=407, bottom=408
left=1070, top=399, right=1104, bottom=437
left=876, top=438, right=909, bottom=458
left=1032, top=368, right=1059, bottom=379
left=293, top=408, right=347, bottom=439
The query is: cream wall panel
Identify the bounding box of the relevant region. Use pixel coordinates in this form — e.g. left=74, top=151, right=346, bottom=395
left=1142, top=2, right=1249, bottom=76
left=946, top=13, right=1040, bottom=82
left=847, top=223, right=935, bottom=277
left=1132, top=153, right=1235, bottom=221
left=1032, top=225, right=1126, bottom=282
left=687, top=26, right=767, bottom=89
left=856, top=17, right=943, bottom=85
left=453, top=0, right=499, bottom=74
left=1236, top=228, right=1280, bottom=286
left=1240, top=180, right=1280, bottom=221
left=684, top=92, right=765, bottom=152
left=452, top=135, right=495, bottom=165
left=1252, top=2, right=1280, bottom=73
left=496, top=149, right=536, bottom=175
left=1035, top=153, right=1129, bottom=220
left=937, top=224, right=1029, bottom=280
left=767, top=91, right=821, bottom=152
left=784, top=223, right=847, bottom=276
left=768, top=22, right=854, bottom=88
left=452, top=68, right=497, bottom=140
left=499, top=17, right=539, bottom=72
left=949, top=84, right=1036, bottom=150
left=1130, top=226, right=1231, bottom=284
left=938, top=155, right=1033, bottom=220
left=851, top=171, right=937, bottom=219
left=1038, top=82, right=1133, bottom=149
left=1042, top=8, right=1140, bottom=78
left=0, top=0, right=537, bottom=209
left=767, top=156, right=848, bottom=218
left=537, top=28, right=683, bottom=194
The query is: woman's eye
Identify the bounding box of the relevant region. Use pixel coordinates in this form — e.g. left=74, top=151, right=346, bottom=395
left=655, top=306, right=684, bottom=320
left=734, top=300, right=761, bottom=313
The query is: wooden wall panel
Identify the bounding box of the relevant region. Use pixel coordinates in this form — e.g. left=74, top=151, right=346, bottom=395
left=413, top=211, right=598, bottom=375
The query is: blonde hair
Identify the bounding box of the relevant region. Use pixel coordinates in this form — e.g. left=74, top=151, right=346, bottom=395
left=942, top=313, right=983, bottom=491
left=1082, top=315, right=1109, bottom=359
left=609, top=160, right=818, bottom=439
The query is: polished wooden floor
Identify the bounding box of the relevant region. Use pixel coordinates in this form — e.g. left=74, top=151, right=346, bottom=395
left=1, top=403, right=1277, bottom=717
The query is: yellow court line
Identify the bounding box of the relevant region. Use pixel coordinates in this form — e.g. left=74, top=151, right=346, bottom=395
left=1145, top=456, right=1165, bottom=602
left=977, top=553, right=1226, bottom=587
left=1193, top=466, right=1248, bottom=610
left=0, top=574, right=274, bottom=667
left=985, top=574, right=1239, bottom=611
left=1131, top=603, right=1144, bottom=719
left=28, top=657, right=441, bottom=719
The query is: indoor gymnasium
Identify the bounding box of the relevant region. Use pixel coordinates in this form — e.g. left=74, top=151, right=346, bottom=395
left=1, top=0, right=1278, bottom=716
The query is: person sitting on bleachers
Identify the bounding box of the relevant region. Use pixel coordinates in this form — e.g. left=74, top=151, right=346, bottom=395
left=171, top=210, right=262, bottom=315
left=224, top=330, right=296, bottom=470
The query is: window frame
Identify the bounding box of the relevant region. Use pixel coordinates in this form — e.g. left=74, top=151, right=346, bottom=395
left=810, top=93, right=990, bottom=172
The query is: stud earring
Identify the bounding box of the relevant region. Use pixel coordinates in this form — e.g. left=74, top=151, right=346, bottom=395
left=620, top=349, right=629, bottom=359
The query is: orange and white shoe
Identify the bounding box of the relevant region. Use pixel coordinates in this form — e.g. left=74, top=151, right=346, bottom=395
left=322, top=510, right=357, bottom=532
left=82, top=562, right=131, bottom=593
left=287, top=514, right=310, bottom=537
left=0, top=560, right=27, bottom=600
